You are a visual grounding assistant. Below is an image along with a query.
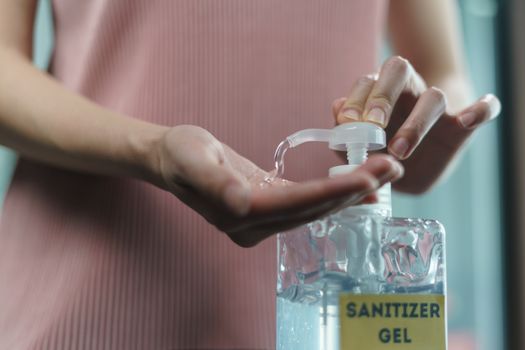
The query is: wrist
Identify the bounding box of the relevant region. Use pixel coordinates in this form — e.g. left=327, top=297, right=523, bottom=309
left=126, top=121, right=170, bottom=188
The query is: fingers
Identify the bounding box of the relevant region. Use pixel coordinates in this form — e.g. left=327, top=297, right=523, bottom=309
left=388, top=87, right=447, bottom=159
left=362, top=56, right=415, bottom=127
left=337, top=76, right=376, bottom=123
left=228, top=198, right=351, bottom=247
left=250, top=172, right=376, bottom=214
left=229, top=155, right=403, bottom=247
left=250, top=155, right=403, bottom=215
left=457, top=94, right=501, bottom=129
left=356, top=154, right=405, bottom=183
left=334, top=56, right=429, bottom=128
left=332, top=97, right=347, bottom=120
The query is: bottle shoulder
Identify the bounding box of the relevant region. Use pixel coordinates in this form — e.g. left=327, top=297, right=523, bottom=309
left=329, top=212, right=446, bottom=236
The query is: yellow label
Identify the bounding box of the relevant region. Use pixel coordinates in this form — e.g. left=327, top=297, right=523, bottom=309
left=339, top=294, right=446, bottom=350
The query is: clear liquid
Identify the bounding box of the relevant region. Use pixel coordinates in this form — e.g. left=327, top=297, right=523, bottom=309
left=276, top=273, right=347, bottom=350
left=277, top=295, right=340, bottom=350
left=265, top=139, right=290, bottom=183
left=276, top=213, right=446, bottom=349
left=277, top=281, right=444, bottom=350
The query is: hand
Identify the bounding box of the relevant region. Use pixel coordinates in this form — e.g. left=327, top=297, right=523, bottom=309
left=332, top=56, right=501, bottom=194
left=151, top=125, right=403, bottom=247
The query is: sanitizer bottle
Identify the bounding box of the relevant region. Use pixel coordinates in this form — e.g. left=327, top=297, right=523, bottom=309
left=276, top=122, right=447, bottom=350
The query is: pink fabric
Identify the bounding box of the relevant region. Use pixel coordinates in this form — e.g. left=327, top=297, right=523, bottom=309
left=0, top=1, right=387, bottom=348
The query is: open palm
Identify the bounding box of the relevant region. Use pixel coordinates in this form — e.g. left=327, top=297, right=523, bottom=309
left=155, top=125, right=403, bottom=246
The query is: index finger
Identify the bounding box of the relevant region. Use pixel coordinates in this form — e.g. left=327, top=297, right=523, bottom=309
left=363, top=56, right=426, bottom=127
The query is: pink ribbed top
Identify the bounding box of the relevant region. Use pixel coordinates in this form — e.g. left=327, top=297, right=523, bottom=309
left=0, top=1, right=386, bottom=349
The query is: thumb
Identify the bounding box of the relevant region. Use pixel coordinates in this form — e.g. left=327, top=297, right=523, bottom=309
left=332, top=97, right=347, bottom=122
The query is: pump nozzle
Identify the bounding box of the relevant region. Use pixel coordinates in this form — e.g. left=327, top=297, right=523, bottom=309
left=282, top=122, right=391, bottom=213
left=284, top=122, right=386, bottom=169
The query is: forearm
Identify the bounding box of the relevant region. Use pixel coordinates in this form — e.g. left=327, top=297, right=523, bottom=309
left=388, top=0, right=473, bottom=112
left=0, top=47, right=168, bottom=183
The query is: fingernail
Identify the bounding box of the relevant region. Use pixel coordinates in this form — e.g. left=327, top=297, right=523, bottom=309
left=377, top=160, right=403, bottom=183
left=392, top=161, right=404, bottom=179
left=458, top=112, right=478, bottom=129
left=366, top=108, right=386, bottom=126
left=481, top=94, right=502, bottom=119
left=223, top=184, right=250, bottom=216
left=389, top=138, right=410, bottom=159
left=340, top=108, right=360, bottom=121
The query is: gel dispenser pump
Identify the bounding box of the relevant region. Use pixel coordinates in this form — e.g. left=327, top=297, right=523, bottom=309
left=275, top=122, right=447, bottom=350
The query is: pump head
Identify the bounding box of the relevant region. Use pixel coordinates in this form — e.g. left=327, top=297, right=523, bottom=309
left=286, top=122, right=385, bottom=169
left=284, top=122, right=391, bottom=214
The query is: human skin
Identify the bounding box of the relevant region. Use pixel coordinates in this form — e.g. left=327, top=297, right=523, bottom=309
left=333, top=0, right=501, bottom=194
left=0, top=0, right=403, bottom=247
left=0, top=0, right=497, bottom=246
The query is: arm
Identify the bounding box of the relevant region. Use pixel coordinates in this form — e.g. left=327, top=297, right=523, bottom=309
left=388, top=0, right=471, bottom=111
left=0, top=0, right=402, bottom=246
left=0, top=0, right=166, bottom=185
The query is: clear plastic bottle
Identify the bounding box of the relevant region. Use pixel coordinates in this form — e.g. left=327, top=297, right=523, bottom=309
left=275, top=123, right=447, bottom=350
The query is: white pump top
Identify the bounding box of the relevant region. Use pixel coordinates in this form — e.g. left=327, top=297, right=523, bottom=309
left=286, top=122, right=392, bottom=215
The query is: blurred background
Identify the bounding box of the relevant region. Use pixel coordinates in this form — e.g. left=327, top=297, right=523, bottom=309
left=394, top=0, right=504, bottom=349
left=0, top=0, right=521, bottom=349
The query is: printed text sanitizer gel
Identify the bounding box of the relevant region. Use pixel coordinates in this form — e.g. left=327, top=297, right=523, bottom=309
left=276, top=122, right=447, bottom=350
